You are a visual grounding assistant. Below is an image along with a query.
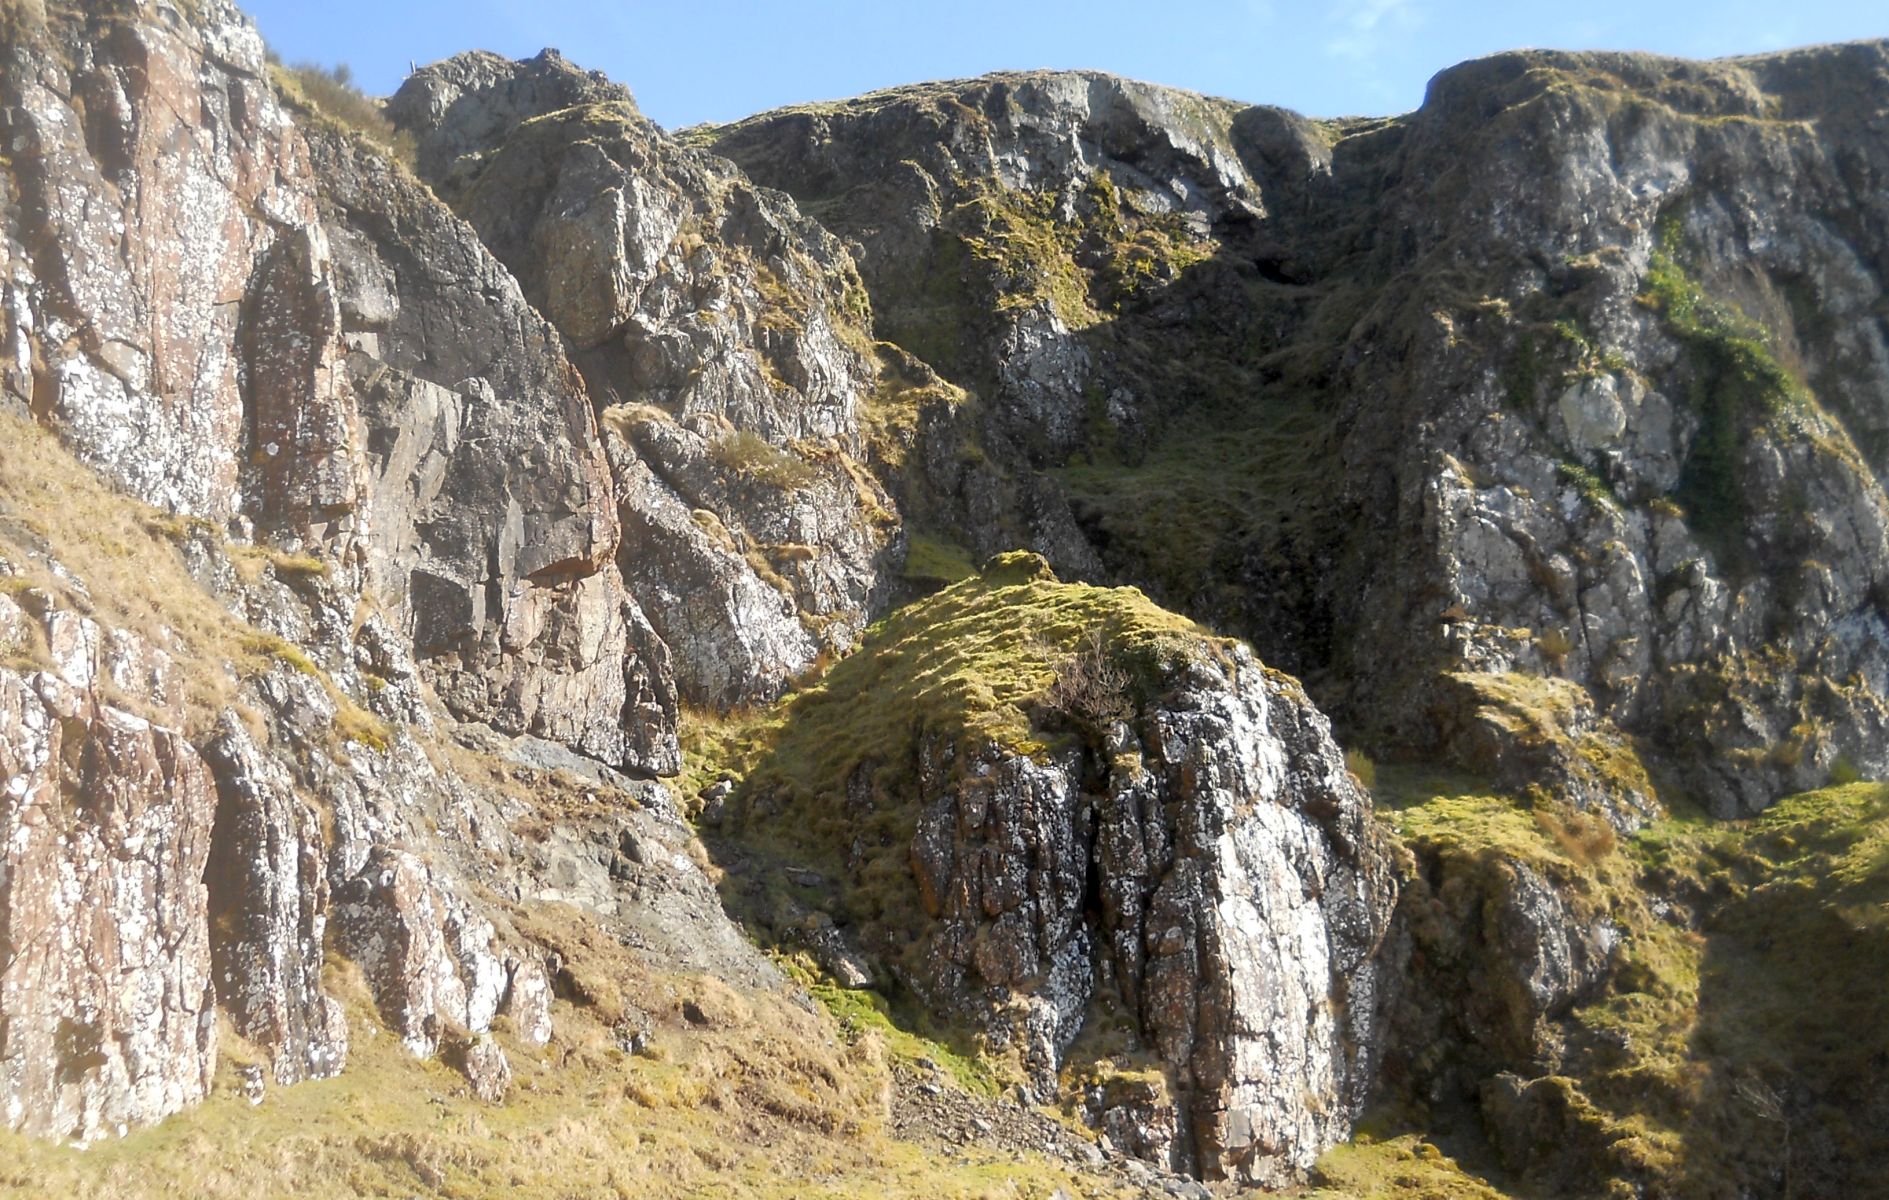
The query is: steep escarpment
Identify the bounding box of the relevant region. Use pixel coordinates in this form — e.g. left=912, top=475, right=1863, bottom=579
left=4, top=2, right=1889, bottom=1196
left=707, top=50, right=1889, bottom=820
left=0, top=2, right=1404, bottom=1194
left=388, top=52, right=902, bottom=707
left=0, top=0, right=714, bottom=1153
left=696, top=54, right=1889, bottom=1195
left=0, top=0, right=673, bottom=776
left=705, top=71, right=1347, bottom=655
left=1341, top=46, right=1889, bottom=817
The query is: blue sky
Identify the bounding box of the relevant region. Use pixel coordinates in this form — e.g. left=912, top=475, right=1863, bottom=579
left=241, top=0, right=1888, bottom=129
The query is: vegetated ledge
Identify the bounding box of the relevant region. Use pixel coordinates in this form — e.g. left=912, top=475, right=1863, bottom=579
left=1327, top=767, right=1889, bottom=1198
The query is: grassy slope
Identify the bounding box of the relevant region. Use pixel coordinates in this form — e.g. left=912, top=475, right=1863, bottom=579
left=0, top=412, right=386, bottom=747
left=0, top=951, right=1131, bottom=1200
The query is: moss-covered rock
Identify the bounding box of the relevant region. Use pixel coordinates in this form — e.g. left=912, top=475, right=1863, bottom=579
left=1362, top=769, right=1889, bottom=1198
left=700, top=554, right=1398, bottom=1186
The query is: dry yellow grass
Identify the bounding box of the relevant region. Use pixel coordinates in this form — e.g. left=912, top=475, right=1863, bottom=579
left=0, top=411, right=384, bottom=747
left=0, top=919, right=1134, bottom=1200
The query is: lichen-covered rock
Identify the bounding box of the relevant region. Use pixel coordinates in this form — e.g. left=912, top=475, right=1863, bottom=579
left=448, top=1033, right=514, bottom=1103
left=0, top=0, right=310, bottom=519
left=0, top=3, right=679, bottom=777
left=1317, top=49, right=1889, bottom=812
left=721, top=556, right=1397, bottom=1185
left=390, top=53, right=901, bottom=707
left=384, top=48, right=636, bottom=192
left=202, top=715, right=348, bottom=1087
left=708, top=52, right=1889, bottom=816
left=0, top=601, right=215, bottom=1142
left=311, top=132, right=680, bottom=775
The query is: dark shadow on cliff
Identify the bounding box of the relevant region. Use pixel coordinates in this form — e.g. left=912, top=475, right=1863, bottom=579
left=858, top=114, right=1418, bottom=745
left=1678, top=857, right=1889, bottom=1195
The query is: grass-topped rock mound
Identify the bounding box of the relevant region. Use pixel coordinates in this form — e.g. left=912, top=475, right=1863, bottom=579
left=698, top=552, right=1399, bottom=1187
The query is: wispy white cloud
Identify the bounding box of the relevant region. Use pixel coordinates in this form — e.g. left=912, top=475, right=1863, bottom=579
left=1325, top=0, right=1424, bottom=62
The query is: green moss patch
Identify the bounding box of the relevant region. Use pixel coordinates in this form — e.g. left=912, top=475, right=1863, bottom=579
left=1056, top=393, right=1337, bottom=618
left=1369, top=768, right=1889, bottom=1197
left=1639, top=219, right=1809, bottom=565
left=733, top=549, right=1218, bottom=808
left=901, top=534, right=978, bottom=586
left=1310, top=1132, right=1517, bottom=1199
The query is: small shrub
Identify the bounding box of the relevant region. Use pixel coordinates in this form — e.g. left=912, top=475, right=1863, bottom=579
left=1557, top=460, right=1618, bottom=509
left=1537, top=626, right=1576, bottom=666
left=1534, top=804, right=1617, bottom=865
left=1044, top=627, right=1132, bottom=730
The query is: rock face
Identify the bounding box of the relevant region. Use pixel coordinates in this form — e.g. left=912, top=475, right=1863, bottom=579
left=0, top=0, right=676, bottom=777
left=1383, top=841, right=1621, bottom=1093
left=203, top=717, right=347, bottom=1088
left=310, top=130, right=679, bottom=775
left=3, top=4, right=1888, bottom=1196
left=1355, top=46, right=1889, bottom=816
left=706, top=72, right=1263, bottom=462
left=0, top=0, right=752, bottom=1146
left=709, top=52, right=1889, bottom=818
left=0, top=603, right=216, bottom=1143
left=390, top=53, right=900, bottom=707
left=724, top=555, right=1398, bottom=1185
left=913, top=654, right=1396, bottom=1185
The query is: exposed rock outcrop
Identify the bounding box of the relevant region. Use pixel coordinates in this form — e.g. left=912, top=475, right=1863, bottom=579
left=202, top=716, right=347, bottom=1087
left=0, top=0, right=754, bottom=1143
left=708, top=51, right=1889, bottom=817
left=390, top=53, right=901, bottom=707
left=5, top=4, right=1889, bottom=1196
left=0, top=0, right=677, bottom=777
left=0, top=436, right=770, bottom=1141
left=0, top=597, right=215, bottom=1143
left=719, top=554, right=1398, bottom=1185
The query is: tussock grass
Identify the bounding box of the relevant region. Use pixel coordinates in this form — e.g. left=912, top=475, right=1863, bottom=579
left=711, top=429, right=818, bottom=490
left=269, top=60, right=416, bottom=167
left=1310, top=1132, right=1516, bottom=1199
left=729, top=550, right=1219, bottom=815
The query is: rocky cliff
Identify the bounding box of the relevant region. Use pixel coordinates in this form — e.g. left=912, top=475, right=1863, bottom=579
left=0, top=0, right=704, bottom=1149
left=1, top=2, right=1887, bottom=1197
left=707, top=50, right=1889, bottom=821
